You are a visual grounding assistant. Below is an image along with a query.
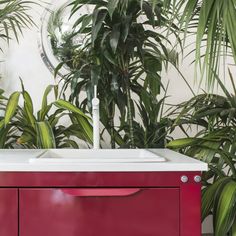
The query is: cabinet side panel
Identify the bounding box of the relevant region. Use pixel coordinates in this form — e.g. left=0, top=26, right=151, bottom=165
left=180, top=183, right=201, bottom=236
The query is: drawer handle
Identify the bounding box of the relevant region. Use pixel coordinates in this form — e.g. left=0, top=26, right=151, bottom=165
left=61, top=188, right=141, bottom=197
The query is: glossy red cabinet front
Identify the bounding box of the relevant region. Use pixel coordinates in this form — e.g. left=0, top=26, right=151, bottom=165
left=0, top=188, right=18, bottom=236
left=20, top=188, right=179, bottom=236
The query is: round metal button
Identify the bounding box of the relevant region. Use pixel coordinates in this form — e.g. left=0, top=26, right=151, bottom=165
left=194, top=175, right=201, bottom=183
left=181, top=175, right=188, bottom=183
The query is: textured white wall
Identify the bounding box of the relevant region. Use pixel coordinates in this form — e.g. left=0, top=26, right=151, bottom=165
left=1, top=1, right=235, bottom=234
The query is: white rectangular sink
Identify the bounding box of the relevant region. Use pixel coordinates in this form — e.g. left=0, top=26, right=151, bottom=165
left=29, top=149, right=166, bottom=164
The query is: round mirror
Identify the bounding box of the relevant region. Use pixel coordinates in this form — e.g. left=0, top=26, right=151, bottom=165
left=38, top=0, right=91, bottom=76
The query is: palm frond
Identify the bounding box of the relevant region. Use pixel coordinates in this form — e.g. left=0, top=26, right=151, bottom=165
left=0, top=0, right=36, bottom=44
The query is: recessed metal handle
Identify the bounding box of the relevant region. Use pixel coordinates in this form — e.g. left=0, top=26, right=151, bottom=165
left=61, top=188, right=141, bottom=197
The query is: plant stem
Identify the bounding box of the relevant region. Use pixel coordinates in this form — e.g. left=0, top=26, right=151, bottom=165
left=125, top=80, right=135, bottom=148
left=110, top=118, right=116, bottom=149
left=109, top=102, right=116, bottom=149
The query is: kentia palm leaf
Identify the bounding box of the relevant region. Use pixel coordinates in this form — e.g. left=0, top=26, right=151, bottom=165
left=161, top=0, right=236, bottom=86
left=0, top=0, right=36, bottom=44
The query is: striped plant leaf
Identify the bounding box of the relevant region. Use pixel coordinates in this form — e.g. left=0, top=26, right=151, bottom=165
left=75, top=115, right=93, bottom=144
left=22, top=90, right=36, bottom=128
left=231, top=218, right=236, bottom=236
left=166, top=138, right=198, bottom=149
left=0, top=119, right=5, bottom=130
left=0, top=125, right=12, bottom=148
left=213, top=181, right=236, bottom=236
left=202, top=177, right=231, bottom=221
left=4, top=91, right=20, bottom=126
left=39, top=85, right=55, bottom=121
left=54, top=100, right=91, bottom=120
left=35, top=121, right=56, bottom=149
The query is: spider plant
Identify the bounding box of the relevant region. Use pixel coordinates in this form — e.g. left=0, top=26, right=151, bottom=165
left=167, top=71, right=236, bottom=235
left=55, top=0, right=180, bottom=148
left=0, top=82, right=92, bottom=149
left=0, top=0, right=35, bottom=47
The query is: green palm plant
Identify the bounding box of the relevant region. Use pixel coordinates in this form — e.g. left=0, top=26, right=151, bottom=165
left=0, top=82, right=92, bottom=149
left=161, top=0, right=236, bottom=86
left=55, top=0, right=179, bottom=148
left=0, top=0, right=35, bottom=46
left=167, top=72, right=236, bottom=235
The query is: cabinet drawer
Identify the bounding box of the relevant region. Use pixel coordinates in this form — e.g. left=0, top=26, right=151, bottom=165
left=20, top=188, right=179, bottom=236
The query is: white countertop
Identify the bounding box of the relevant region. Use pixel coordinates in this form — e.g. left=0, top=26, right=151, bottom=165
left=0, top=149, right=208, bottom=172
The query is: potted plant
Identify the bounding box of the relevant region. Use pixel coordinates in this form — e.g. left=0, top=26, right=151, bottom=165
left=0, top=81, right=92, bottom=148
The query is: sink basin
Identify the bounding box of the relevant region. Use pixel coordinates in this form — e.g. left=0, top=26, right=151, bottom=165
left=29, top=149, right=166, bottom=164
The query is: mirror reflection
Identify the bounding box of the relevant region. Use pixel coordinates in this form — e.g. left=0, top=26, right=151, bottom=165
left=39, top=1, right=91, bottom=75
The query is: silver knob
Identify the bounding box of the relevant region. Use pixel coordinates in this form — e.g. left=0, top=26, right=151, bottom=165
left=194, top=175, right=201, bottom=183
left=181, top=175, right=188, bottom=183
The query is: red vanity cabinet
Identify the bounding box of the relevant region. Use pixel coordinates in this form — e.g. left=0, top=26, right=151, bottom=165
left=0, top=171, right=202, bottom=236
